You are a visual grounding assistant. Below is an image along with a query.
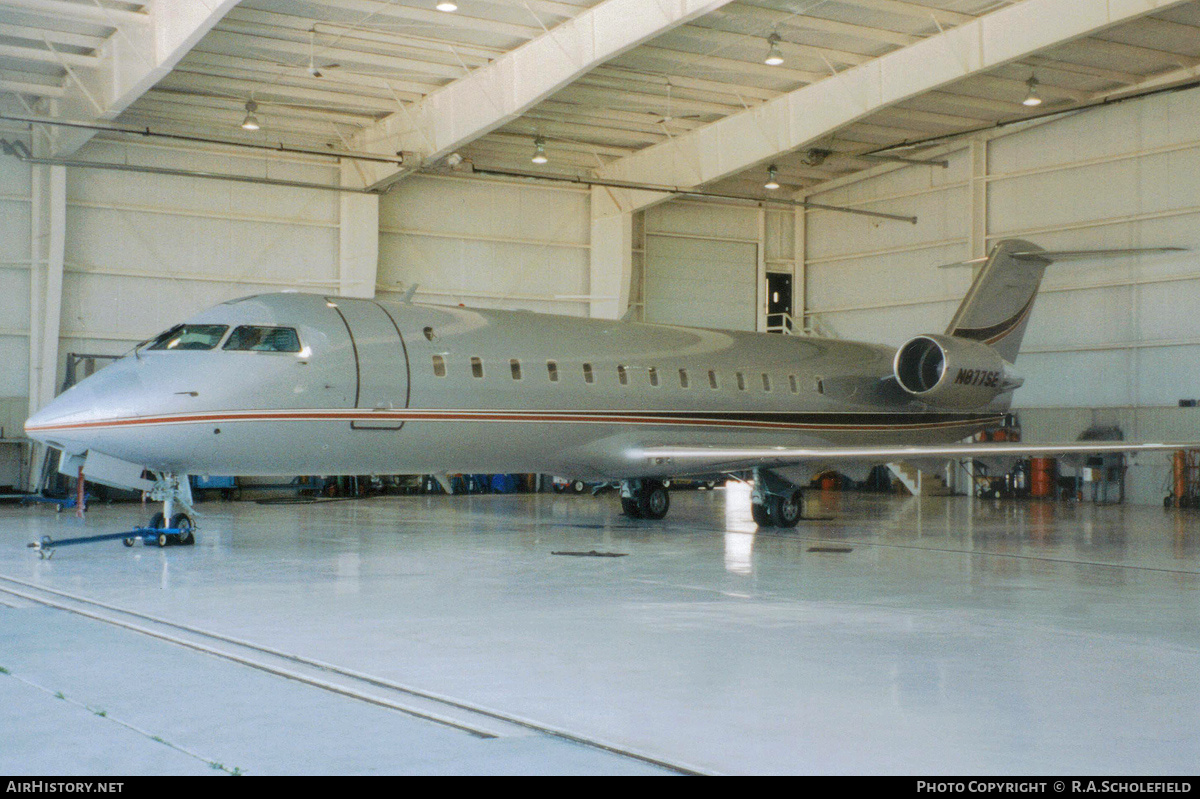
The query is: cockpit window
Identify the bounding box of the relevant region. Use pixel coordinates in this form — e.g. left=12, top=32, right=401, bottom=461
left=146, top=324, right=228, bottom=351
left=223, top=326, right=301, bottom=353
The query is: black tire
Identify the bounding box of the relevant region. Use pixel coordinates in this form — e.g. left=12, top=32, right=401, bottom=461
left=157, top=532, right=169, bottom=548
left=148, top=512, right=166, bottom=529
left=170, top=513, right=195, bottom=546
left=571, top=480, right=586, bottom=494
left=769, top=490, right=804, bottom=528
left=620, top=496, right=642, bottom=518
left=638, top=481, right=670, bottom=520
left=123, top=538, right=135, bottom=547
left=751, top=502, right=773, bottom=527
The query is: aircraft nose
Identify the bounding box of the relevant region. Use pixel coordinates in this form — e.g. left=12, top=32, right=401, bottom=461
left=24, top=357, right=148, bottom=453
left=24, top=385, right=103, bottom=454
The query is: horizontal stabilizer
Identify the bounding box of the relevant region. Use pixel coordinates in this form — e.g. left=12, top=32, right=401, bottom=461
left=937, top=246, right=1185, bottom=269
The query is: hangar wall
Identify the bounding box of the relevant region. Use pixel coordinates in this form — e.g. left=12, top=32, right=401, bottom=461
left=641, top=201, right=795, bottom=332
left=377, top=174, right=591, bottom=317
left=2, top=135, right=343, bottom=489
left=801, top=87, right=1200, bottom=505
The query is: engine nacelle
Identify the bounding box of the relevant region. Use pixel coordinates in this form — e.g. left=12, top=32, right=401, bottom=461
left=893, top=334, right=1023, bottom=409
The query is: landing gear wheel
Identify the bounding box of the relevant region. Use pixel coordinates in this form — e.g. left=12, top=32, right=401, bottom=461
left=123, top=538, right=135, bottom=547
left=637, top=481, right=670, bottom=520
left=148, top=512, right=166, bottom=529
left=621, top=496, right=642, bottom=518
left=170, top=513, right=195, bottom=546
left=769, top=490, right=804, bottom=528
left=751, top=502, right=773, bottom=527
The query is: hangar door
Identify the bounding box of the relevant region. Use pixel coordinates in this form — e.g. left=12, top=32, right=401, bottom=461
left=327, top=297, right=410, bottom=430
left=643, top=235, right=757, bottom=331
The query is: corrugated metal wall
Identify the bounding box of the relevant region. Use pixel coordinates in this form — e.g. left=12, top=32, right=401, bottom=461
left=641, top=200, right=796, bottom=331
left=1, top=137, right=342, bottom=488
left=377, top=174, right=590, bottom=316
left=803, top=88, right=1200, bottom=504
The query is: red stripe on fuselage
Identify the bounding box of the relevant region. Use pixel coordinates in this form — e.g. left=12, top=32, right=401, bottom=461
left=26, top=408, right=1004, bottom=435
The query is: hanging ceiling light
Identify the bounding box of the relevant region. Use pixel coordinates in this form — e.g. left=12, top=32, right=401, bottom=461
left=1022, top=75, right=1042, bottom=107
left=764, top=33, right=784, bottom=66
left=436, top=0, right=457, bottom=11
left=531, top=136, right=548, bottom=164
left=764, top=164, right=780, bottom=190
left=240, top=100, right=260, bottom=131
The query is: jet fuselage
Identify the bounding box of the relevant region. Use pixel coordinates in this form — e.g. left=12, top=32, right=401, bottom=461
left=24, top=293, right=1004, bottom=480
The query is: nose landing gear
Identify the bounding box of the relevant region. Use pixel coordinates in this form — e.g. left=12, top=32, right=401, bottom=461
left=142, top=473, right=199, bottom=546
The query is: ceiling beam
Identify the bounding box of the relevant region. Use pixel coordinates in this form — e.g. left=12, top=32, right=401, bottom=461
left=0, top=77, right=66, bottom=99
left=46, top=0, right=242, bottom=157
left=594, top=0, right=1194, bottom=207
left=346, top=0, right=741, bottom=189
left=0, top=0, right=145, bottom=26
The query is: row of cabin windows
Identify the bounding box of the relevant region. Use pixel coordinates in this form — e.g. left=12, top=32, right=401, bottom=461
left=431, top=355, right=823, bottom=395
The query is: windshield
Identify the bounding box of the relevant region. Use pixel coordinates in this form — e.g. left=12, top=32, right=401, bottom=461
left=223, top=326, right=301, bottom=353
left=146, top=324, right=229, bottom=351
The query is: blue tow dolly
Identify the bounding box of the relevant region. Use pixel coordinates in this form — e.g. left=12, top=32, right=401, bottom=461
left=27, top=514, right=196, bottom=558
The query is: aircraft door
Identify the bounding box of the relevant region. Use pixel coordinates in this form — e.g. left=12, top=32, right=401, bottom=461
left=327, top=297, right=410, bottom=430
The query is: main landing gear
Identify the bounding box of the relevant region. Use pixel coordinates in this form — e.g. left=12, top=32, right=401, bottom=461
left=751, top=468, right=804, bottom=528
left=620, top=479, right=670, bottom=520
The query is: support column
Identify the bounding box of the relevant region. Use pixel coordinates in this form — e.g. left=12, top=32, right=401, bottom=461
left=588, top=186, right=633, bottom=320
left=756, top=208, right=767, bottom=333
left=969, top=135, right=988, bottom=260
left=338, top=163, right=379, bottom=299
left=793, top=203, right=807, bottom=334
left=27, top=163, right=66, bottom=490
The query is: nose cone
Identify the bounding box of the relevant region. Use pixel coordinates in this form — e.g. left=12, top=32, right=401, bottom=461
left=24, top=356, right=149, bottom=454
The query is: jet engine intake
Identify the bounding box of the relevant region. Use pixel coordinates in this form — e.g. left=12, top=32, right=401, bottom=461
left=893, top=334, right=1022, bottom=409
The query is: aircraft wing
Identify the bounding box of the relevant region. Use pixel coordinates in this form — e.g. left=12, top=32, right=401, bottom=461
left=629, top=440, right=1199, bottom=473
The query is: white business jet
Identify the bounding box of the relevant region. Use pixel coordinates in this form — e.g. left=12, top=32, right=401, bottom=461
left=23, top=239, right=1194, bottom=540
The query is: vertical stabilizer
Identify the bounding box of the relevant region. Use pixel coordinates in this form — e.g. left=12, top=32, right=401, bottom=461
left=945, top=239, right=1050, bottom=363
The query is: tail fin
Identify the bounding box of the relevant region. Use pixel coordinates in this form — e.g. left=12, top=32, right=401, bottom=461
left=945, top=239, right=1050, bottom=363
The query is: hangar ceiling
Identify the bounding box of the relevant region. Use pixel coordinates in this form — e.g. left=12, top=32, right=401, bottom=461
left=2, top=0, right=1200, bottom=199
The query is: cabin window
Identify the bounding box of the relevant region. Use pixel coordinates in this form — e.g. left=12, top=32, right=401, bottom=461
left=816, top=377, right=825, bottom=395
left=222, top=326, right=301, bottom=353
left=148, top=324, right=229, bottom=351
left=547, top=360, right=559, bottom=382
left=432, top=355, right=446, bottom=377
left=679, top=368, right=689, bottom=388
left=648, top=367, right=659, bottom=387
left=789, top=375, right=798, bottom=394
left=736, top=372, right=746, bottom=391
left=510, top=359, right=522, bottom=380
left=583, top=363, right=594, bottom=384
left=762, top=373, right=771, bottom=392
left=471, top=357, right=484, bottom=378
left=708, top=370, right=719, bottom=389
left=617, top=365, right=628, bottom=385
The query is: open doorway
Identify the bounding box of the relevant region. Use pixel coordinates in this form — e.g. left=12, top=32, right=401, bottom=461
left=766, top=272, right=793, bottom=333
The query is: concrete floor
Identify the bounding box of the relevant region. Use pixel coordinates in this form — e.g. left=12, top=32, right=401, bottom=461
left=0, top=486, right=1197, bottom=775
